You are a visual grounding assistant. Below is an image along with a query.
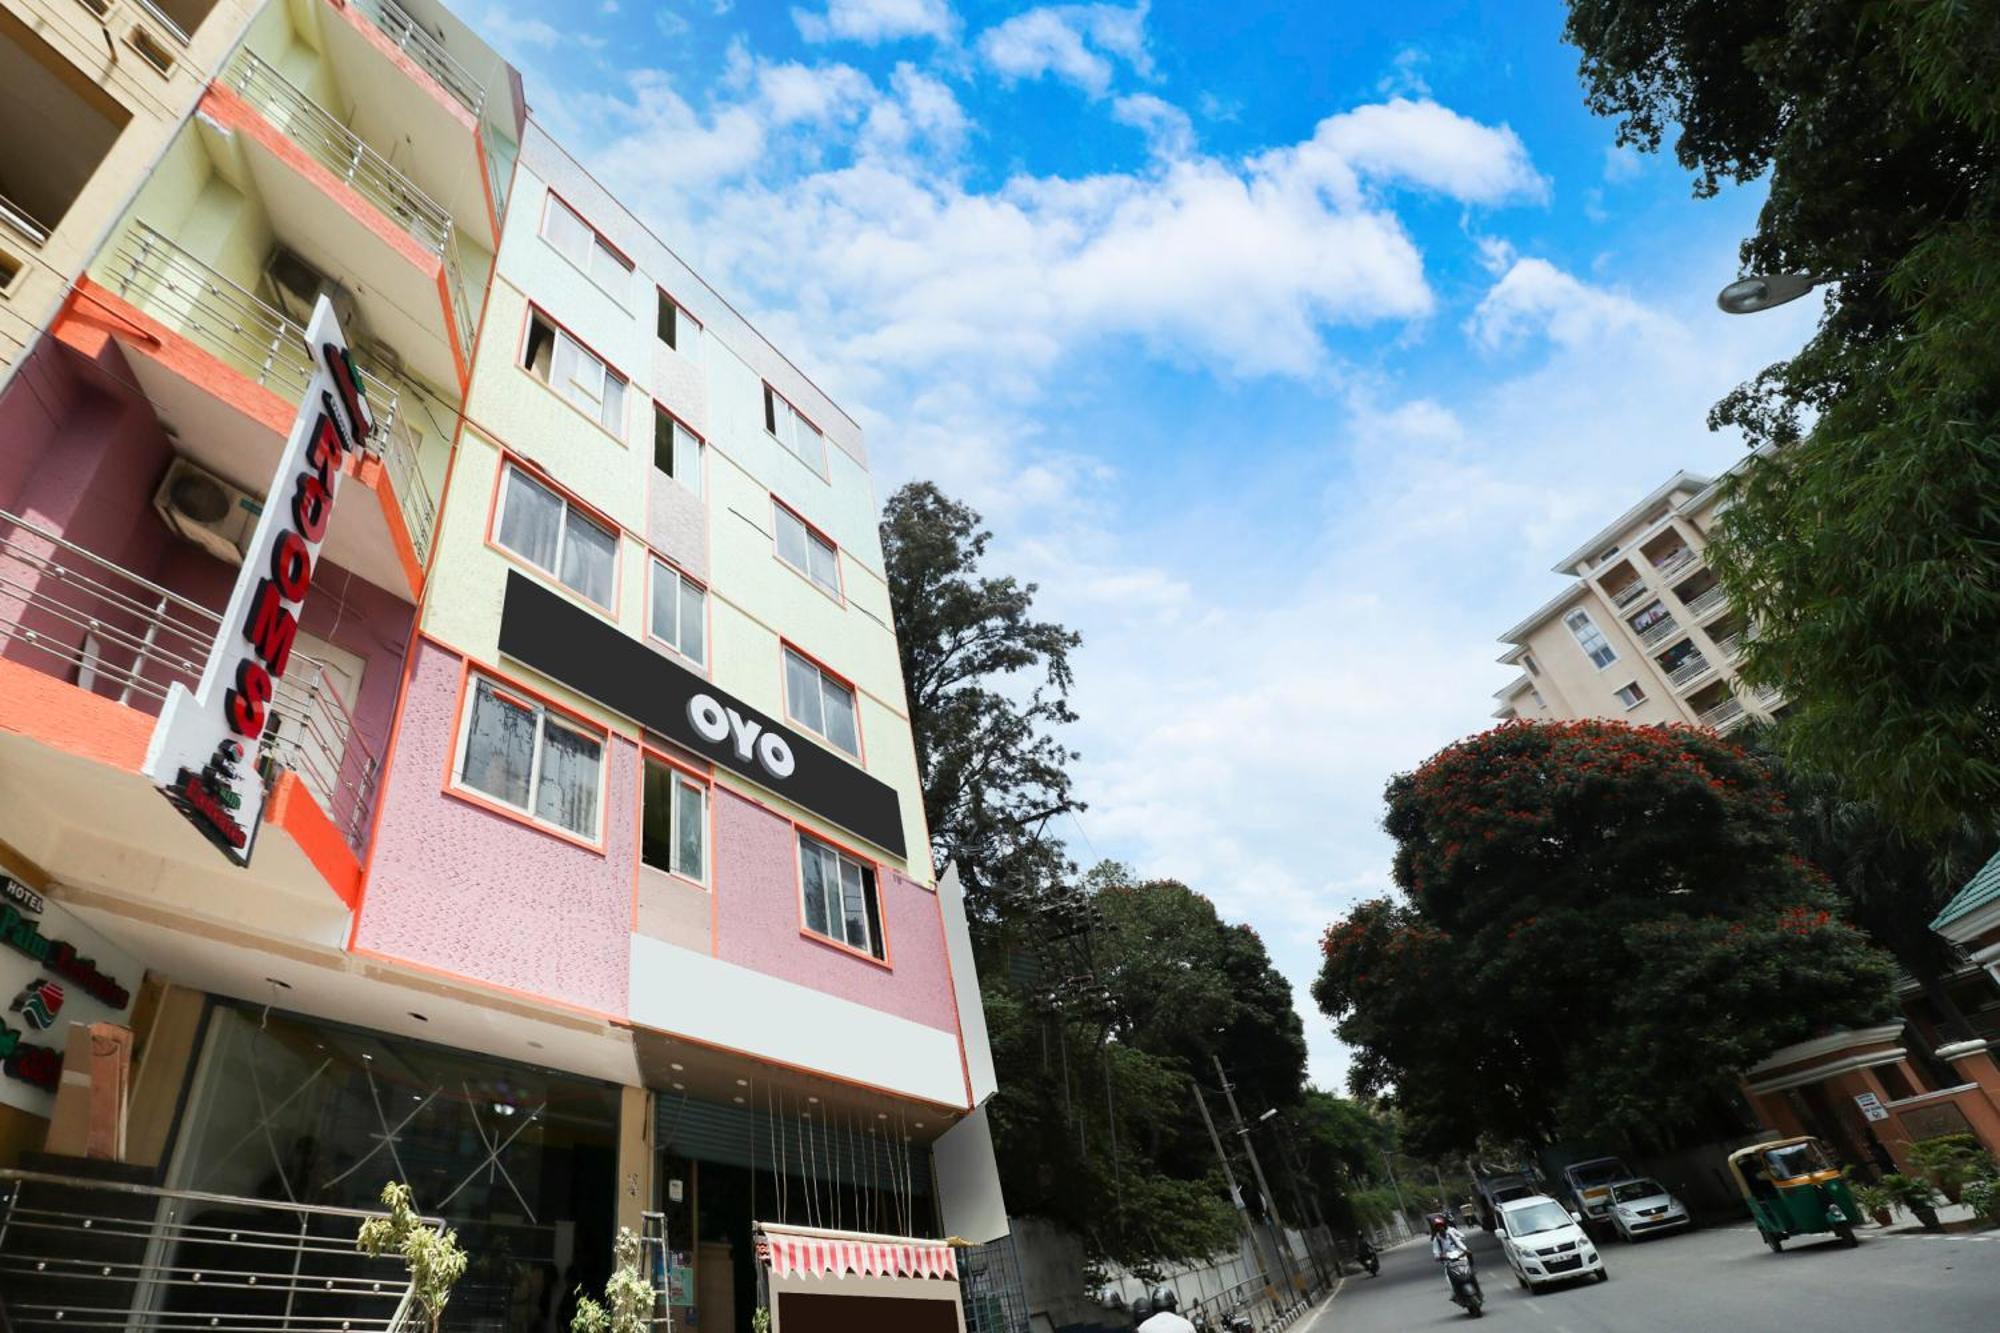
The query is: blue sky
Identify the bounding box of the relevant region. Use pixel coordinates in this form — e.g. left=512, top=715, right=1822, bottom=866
left=482, top=0, right=1823, bottom=1088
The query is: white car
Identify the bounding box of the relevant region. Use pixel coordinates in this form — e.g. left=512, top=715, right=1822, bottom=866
left=1496, top=1195, right=1608, bottom=1292
left=1607, top=1177, right=1692, bottom=1241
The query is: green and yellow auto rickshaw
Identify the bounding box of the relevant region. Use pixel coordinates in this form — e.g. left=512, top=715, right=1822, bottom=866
left=1726, top=1136, right=1860, bottom=1252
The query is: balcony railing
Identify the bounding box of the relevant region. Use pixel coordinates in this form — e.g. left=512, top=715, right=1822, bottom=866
left=0, top=509, right=382, bottom=854
left=1609, top=579, right=1649, bottom=608
left=1667, top=652, right=1714, bottom=690
left=348, top=0, right=487, bottom=118
left=1650, top=546, right=1699, bottom=577
left=1635, top=615, right=1680, bottom=649
left=1697, top=695, right=1746, bottom=732
left=1681, top=583, right=1729, bottom=619
left=0, top=1168, right=421, bottom=1332
left=106, top=223, right=437, bottom=564
left=1, top=190, right=51, bottom=247
left=220, top=48, right=474, bottom=356
left=1712, top=630, right=1746, bottom=661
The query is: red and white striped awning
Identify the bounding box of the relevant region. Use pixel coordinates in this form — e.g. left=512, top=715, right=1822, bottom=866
left=757, top=1223, right=959, bottom=1282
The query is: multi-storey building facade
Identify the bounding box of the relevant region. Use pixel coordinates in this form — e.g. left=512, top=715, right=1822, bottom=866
left=1492, top=470, right=1784, bottom=735
left=0, top=2, right=1005, bottom=1328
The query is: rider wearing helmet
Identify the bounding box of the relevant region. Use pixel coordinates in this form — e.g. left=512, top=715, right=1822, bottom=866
left=1429, top=1213, right=1472, bottom=1301
left=1136, top=1285, right=1194, bottom=1332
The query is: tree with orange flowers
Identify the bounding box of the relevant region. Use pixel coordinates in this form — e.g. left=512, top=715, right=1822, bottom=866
left=1315, top=720, right=1899, bottom=1154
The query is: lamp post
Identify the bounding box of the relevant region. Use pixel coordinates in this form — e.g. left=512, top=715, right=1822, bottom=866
left=1715, top=272, right=1832, bottom=315
left=1213, top=1056, right=1302, bottom=1304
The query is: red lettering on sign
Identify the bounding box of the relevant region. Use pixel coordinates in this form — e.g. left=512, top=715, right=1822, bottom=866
left=292, top=473, right=330, bottom=542
left=243, top=580, right=298, bottom=678
left=226, top=658, right=272, bottom=738
left=271, top=529, right=312, bottom=601
left=322, top=341, right=371, bottom=444
left=305, top=414, right=341, bottom=488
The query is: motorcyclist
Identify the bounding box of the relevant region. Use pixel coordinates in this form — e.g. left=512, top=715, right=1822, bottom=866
left=1429, top=1212, right=1473, bottom=1301
left=1136, top=1286, right=1195, bottom=1332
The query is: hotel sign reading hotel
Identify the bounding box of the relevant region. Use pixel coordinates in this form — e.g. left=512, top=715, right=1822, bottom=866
left=143, top=298, right=372, bottom=865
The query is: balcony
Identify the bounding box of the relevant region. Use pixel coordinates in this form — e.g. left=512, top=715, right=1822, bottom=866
left=1680, top=582, right=1730, bottom=620
left=1712, top=629, right=1747, bottom=661
left=218, top=47, right=475, bottom=369
left=0, top=509, right=381, bottom=856
left=1636, top=614, right=1681, bottom=649
left=99, top=221, right=437, bottom=580
left=0, top=1168, right=418, bottom=1332
left=1651, top=545, right=1700, bottom=578
left=1667, top=652, right=1715, bottom=691
left=1697, top=695, right=1747, bottom=733
left=348, top=0, right=486, bottom=118
left=1609, top=579, right=1650, bottom=609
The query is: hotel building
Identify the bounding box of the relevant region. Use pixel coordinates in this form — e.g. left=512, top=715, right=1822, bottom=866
left=0, top=1, right=1011, bottom=1329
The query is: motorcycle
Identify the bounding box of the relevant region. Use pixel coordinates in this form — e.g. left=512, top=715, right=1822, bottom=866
left=1355, top=1241, right=1380, bottom=1277
left=1445, top=1252, right=1484, bottom=1318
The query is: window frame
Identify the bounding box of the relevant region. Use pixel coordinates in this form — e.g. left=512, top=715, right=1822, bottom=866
left=781, top=640, right=863, bottom=762
left=1564, top=607, right=1618, bottom=670
left=639, top=748, right=711, bottom=888
left=646, top=553, right=709, bottom=669
left=488, top=459, right=622, bottom=614
left=520, top=305, right=630, bottom=441
left=1613, top=681, right=1647, bottom=710
left=657, top=287, right=703, bottom=358
left=652, top=403, right=706, bottom=498
left=763, top=383, right=829, bottom=476
left=540, top=190, right=635, bottom=304
left=770, top=497, right=844, bottom=601
left=795, top=827, right=889, bottom=965
left=445, top=665, right=610, bottom=850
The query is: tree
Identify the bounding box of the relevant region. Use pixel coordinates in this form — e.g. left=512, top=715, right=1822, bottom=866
left=1316, top=721, right=1899, bottom=1155
left=1562, top=2, right=2000, bottom=834
left=880, top=482, right=1083, bottom=918
left=354, top=1181, right=467, bottom=1333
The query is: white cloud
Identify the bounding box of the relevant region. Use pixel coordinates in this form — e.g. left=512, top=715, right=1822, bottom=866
left=795, top=0, right=955, bottom=44
left=1467, top=256, right=1663, bottom=350
left=1111, top=92, right=1193, bottom=159
left=977, top=1, right=1153, bottom=97
left=1271, top=98, right=1547, bottom=207
left=1377, top=46, right=1430, bottom=98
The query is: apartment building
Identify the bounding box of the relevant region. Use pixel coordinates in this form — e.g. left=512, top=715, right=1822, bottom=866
left=0, top=2, right=1009, bottom=1329
left=1493, top=470, right=1783, bottom=735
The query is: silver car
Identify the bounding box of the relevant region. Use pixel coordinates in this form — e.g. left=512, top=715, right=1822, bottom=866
left=1607, top=1177, right=1691, bottom=1241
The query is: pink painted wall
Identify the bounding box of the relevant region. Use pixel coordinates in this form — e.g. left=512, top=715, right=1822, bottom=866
left=712, top=787, right=957, bottom=1033
left=355, top=641, right=636, bottom=1016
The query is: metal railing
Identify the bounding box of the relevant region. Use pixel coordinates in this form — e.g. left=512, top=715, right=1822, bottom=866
left=0, top=509, right=383, bottom=855
left=1, top=191, right=51, bottom=247
left=1680, top=583, right=1729, bottom=619
left=1696, top=696, right=1746, bottom=731
left=133, top=0, right=192, bottom=43
left=1666, top=652, right=1714, bottom=690
left=347, top=0, right=486, bottom=117
left=104, top=223, right=437, bottom=563
left=1712, top=630, right=1746, bottom=660
left=1609, top=579, right=1649, bottom=608
left=0, top=1168, right=420, bottom=1332
left=1650, top=546, right=1699, bottom=577
left=1635, top=615, right=1680, bottom=649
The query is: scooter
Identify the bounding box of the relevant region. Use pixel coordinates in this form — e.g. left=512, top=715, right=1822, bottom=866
left=1355, top=1241, right=1380, bottom=1277
left=1445, top=1252, right=1484, bottom=1318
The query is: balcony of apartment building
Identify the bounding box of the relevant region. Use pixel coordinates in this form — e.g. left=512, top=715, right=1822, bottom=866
left=1626, top=597, right=1680, bottom=651
left=0, top=293, right=416, bottom=943
left=1599, top=561, right=1651, bottom=613
left=1641, top=527, right=1702, bottom=582
left=1670, top=567, right=1731, bottom=625
left=1689, top=680, right=1747, bottom=734
left=1657, top=636, right=1714, bottom=695
left=0, top=11, right=131, bottom=292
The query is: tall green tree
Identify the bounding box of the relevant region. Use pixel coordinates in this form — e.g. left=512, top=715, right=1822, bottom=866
left=880, top=482, right=1083, bottom=918
left=1316, top=721, right=1900, bottom=1155
left=1562, top=2, right=2000, bottom=834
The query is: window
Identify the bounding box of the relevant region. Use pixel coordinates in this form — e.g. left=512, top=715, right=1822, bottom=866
left=1614, top=682, right=1646, bottom=709
left=542, top=194, right=632, bottom=296
left=1628, top=600, right=1671, bottom=634
left=773, top=501, right=840, bottom=597
left=1522, top=654, right=1539, bottom=676
left=495, top=465, right=617, bottom=607
left=1529, top=687, right=1546, bottom=707
left=642, top=758, right=708, bottom=882
left=1564, top=609, right=1617, bottom=669
left=455, top=675, right=603, bottom=839
left=784, top=646, right=858, bottom=758
left=799, top=832, right=882, bottom=959
left=657, top=290, right=702, bottom=357
left=763, top=384, right=826, bottom=473
left=524, top=311, right=627, bottom=436
left=653, top=408, right=703, bottom=497
left=649, top=558, right=706, bottom=665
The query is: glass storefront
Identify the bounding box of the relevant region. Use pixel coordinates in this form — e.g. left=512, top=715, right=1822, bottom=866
left=168, top=1001, right=621, bottom=1331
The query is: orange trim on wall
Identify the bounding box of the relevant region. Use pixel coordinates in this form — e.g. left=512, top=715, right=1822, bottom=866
left=321, top=0, right=480, bottom=135
left=58, top=282, right=293, bottom=437
left=438, top=655, right=612, bottom=853
left=265, top=770, right=363, bottom=908
left=792, top=824, right=894, bottom=972
left=435, top=265, right=471, bottom=394
left=0, top=657, right=152, bottom=772
left=352, top=453, right=426, bottom=597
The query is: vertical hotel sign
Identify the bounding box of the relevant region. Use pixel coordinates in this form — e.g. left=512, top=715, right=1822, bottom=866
left=143, top=298, right=372, bottom=864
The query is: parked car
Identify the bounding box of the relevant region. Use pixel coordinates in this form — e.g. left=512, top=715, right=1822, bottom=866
left=1607, top=1177, right=1692, bottom=1242
left=1495, top=1195, right=1608, bottom=1292
left=1562, top=1156, right=1633, bottom=1225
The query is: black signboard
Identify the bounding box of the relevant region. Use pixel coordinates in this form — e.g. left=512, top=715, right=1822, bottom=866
left=498, top=571, right=907, bottom=858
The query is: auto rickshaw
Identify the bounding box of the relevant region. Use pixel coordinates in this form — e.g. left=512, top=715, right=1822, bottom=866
left=1726, top=1136, right=1860, bottom=1252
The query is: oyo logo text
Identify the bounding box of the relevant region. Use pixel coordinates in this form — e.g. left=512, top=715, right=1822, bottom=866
left=687, top=695, right=796, bottom=781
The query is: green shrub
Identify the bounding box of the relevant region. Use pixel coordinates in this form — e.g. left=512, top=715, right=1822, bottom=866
left=1879, top=1173, right=1942, bottom=1212
left=1906, top=1134, right=1994, bottom=1194
left=354, top=1182, right=468, bottom=1333
left=1849, top=1182, right=1891, bottom=1219
left=1963, top=1174, right=2000, bottom=1223
left=570, top=1228, right=656, bottom=1333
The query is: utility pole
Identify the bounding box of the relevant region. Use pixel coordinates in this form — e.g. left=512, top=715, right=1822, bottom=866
left=1213, top=1055, right=1302, bottom=1302
left=1380, top=1147, right=1410, bottom=1230
left=1193, top=1079, right=1274, bottom=1299
left=1268, top=1114, right=1337, bottom=1281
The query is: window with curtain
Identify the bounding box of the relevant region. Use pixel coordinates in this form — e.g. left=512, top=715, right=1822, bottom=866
left=642, top=758, right=708, bottom=882
left=799, top=832, right=882, bottom=958
left=524, top=311, right=626, bottom=436
left=784, top=646, right=859, bottom=758
left=456, top=675, right=604, bottom=839
left=649, top=558, right=707, bottom=665
left=772, top=501, right=840, bottom=597
left=541, top=193, right=632, bottom=299
left=763, top=383, right=827, bottom=474
left=496, top=465, right=617, bottom=607
left=653, top=409, right=704, bottom=496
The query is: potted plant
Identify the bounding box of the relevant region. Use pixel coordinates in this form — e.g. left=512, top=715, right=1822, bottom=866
left=1963, top=1173, right=2000, bottom=1228
left=1906, top=1133, right=1994, bottom=1205
left=1879, top=1173, right=1943, bottom=1230
left=1850, top=1181, right=1893, bottom=1227
left=570, top=1228, right=657, bottom=1333
left=354, top=1182, right=469, bottom=1333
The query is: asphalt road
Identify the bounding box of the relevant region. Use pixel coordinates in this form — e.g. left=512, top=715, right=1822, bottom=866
left=1307, top=1219, right=1998, bottom=1332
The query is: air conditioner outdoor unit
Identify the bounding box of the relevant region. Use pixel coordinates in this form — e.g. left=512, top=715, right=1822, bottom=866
left=153, top=458, right=263, bottom=566
left=264, top=245, right=359, bottom=334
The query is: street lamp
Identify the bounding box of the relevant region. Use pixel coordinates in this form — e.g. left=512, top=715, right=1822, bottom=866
left=1715, top=272, right=1828, bottom=315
